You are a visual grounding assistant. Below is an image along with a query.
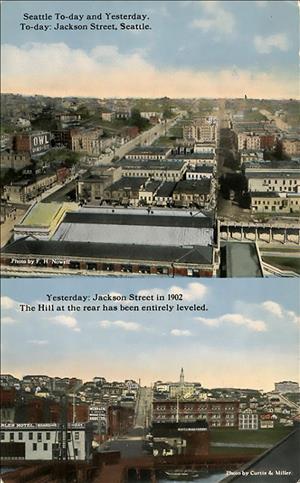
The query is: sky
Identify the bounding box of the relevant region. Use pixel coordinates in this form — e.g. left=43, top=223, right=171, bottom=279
left=1, top=0, right=299, bottom=99
left=1, top=277, right=299, bottom=391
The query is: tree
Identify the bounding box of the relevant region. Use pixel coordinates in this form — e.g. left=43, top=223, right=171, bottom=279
left=129, top=109, right=149, bottom=131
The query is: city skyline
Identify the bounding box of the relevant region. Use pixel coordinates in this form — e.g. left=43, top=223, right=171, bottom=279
left=1, top=0, right=299, bottom=99
left=1, top=278, right=299, bottom=390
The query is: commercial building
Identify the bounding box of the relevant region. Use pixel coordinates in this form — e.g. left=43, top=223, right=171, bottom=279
left=124, top=146, right=172, bottom=161
left=186, top=165, right=215, bottom=180
left=2, top=207, right=217, bottom=277
left=103, top=177, right=148, bottom=206
left=3, top=172, right=57, bottom=203
left=119, top=159, right=187, bottom=182
left=77, top=166, right=122, bottom=203
left=150, top=421, right=209, bottom=457
left=13, top=131, right=51, bottom=155
left=172, top=179, right=213, bottom=209
left=152, top=400, right=240, bottom=428
left=250, top=192, right=300, bottom=214
left=153, top=181, right=177, bottom=206
left=13, top=202, right=78, bottom=241
left=0, top=151, right=31, bottom=171
left=183, top=118, right=217, bottom=143
left=0, top=422, right=93, bottom=461
left=71, top=128, right=104, bottom=156
left=169, top=152, right=216, bottom=167
left=245, top=165, right=300, bottom=194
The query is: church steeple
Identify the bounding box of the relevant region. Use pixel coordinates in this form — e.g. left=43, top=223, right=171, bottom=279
left=180, top=367, right=184, bottom=386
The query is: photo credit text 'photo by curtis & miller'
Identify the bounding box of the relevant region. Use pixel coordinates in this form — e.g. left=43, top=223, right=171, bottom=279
left=0, top=1, right=299, bottom=482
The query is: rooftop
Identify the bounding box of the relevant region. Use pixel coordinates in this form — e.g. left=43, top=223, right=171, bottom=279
left=187, top=165, right=214, bottom=173
left=2, top=239, right=213, bottom=265
left=174, top=179, right=212, bottom=195
left=18, top=203, right=63, bottom=227
left=222, top=242, right=263, bottom=278
left=106, top=177, right=148, bottom=191
left=155, top=181, right=177, bottom=197
left=52, top=209, right=214, bottom=247
left=170, top=153, right=215, bottom=160
left=118, top=159, right=186, bottom=170
left=126, top=146, right=171, bottom=155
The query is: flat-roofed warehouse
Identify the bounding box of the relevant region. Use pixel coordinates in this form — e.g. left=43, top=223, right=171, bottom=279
left=1, top=207, right=217, bottom=277
left=52, top=208, right=214, bottom=247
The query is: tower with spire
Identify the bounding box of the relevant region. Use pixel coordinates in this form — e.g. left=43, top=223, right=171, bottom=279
left=180, top=367, right=184, bottom=387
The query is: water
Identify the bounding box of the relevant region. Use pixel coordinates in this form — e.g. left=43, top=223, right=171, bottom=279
left=157, top=474, right=226, bottom=483
left=0, top=467, right=17, bottom=475
left=128, top=473, right=226, bottom=482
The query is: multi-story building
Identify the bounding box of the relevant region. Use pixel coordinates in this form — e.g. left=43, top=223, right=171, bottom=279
left=183, top=118, right=217, bottom=143
left=2, top=207, right=217, bottom=277
left=250, top=192, right=300, bottom=214
left=0, top=423, right=93, bottom=461
left=186, top=165, right=214, bottom=180
left=124, top=146, right=172, bottom=161
left=71, top=128, right=104, bottom=156
left=103, top=177, right=148, bottom=206
left=246, top=171, right=300, bottom=194
left=153, top=181, right=177, bottom=207
left=239, top=409, right=259, bottom=430
left=240, top=150, right=264, bottom=164
left=77, top=166, right=122, bottom=203
left=101, top=112, right=115, bottom=122
left=119, top=160, right=187, bottom=182
left=13, top=131, right=51, bottom=155
left=138, top=180, right=162, bottom=205
left=152, top=400, right=240, bottom=428
left=3, top=172, right=57, bottom=203
left=0, top=151, right=31, bottom=171
left=238, top=133, right=261, bottom=151
left=172, top=179, right=213, bottom=209
left=282, top=138, right=300, bottom=157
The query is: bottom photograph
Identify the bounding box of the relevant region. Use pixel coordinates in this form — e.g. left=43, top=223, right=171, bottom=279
left=0, top=277, right=299, bottom=483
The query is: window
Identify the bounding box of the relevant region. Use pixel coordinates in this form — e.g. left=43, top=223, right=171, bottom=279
left=0, top=432, right=4, bottom=441
left=9, top=433, right=14, bottom=441
left=37, top=433, right=42, bottom=442
left=43, top=443, right=48, bottom=451
left=33, top=443, right=37, bottom=451
left=29, top=432, right=33, bottom=440
left=75, top=432, right=80, bottom=441
left=18, top=432, right=23, bottom=440
left=46, top=432, right=50, bottom=440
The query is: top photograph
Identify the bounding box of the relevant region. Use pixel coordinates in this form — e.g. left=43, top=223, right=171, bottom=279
left=0, top=0, right=299, bottom=279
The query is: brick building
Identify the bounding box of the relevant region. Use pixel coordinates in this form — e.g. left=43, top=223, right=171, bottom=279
left=152, top=400, right=240, bottom=428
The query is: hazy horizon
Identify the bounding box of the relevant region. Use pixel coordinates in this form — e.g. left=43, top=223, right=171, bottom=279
left=1, top=1, right=299, bottom=99
left=2, top=278, right=299, bottom=392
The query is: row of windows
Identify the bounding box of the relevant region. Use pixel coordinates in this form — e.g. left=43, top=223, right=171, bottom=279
left=1, top=432, right=80, bottom=442
left=263, top=179, right=297, bottom=185
left=253, top=199, right=299, bottom=205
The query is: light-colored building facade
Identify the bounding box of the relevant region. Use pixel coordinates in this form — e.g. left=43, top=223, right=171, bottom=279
left=250, top=192, right=300, bottom=214
left=282, top=138, right=300, bottom=157
left=183, top=118, right=217, bottom=143
left=0, top=423, right=93, bottom=461
left=71, top=128, right=104, bottom=156
left=239, top=410, right=259, bottom=430
left=3, top=172, right=57, bottom=203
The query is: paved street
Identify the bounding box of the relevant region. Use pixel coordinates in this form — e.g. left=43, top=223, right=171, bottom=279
left=135, top=387, right=153, bottom=429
